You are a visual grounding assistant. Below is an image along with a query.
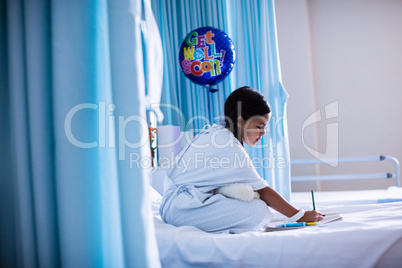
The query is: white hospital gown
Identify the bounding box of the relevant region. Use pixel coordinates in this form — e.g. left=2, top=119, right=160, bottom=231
left=159, top=124, right=272, bottom=233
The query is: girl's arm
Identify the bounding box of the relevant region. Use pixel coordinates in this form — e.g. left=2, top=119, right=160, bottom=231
left=257, top=186, right=323, bottom=222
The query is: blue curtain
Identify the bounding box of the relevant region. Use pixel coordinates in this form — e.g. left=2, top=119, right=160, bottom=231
left=151, top=0, right=291, bottom=200
left=0, top=0, right=161, bottom=267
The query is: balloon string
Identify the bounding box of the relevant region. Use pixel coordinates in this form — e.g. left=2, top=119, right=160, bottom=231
left=206, top=86, right=214, bottom=124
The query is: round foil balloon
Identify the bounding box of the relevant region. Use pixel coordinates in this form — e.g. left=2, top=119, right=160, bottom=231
left=178, top=27, right=236, bottom=86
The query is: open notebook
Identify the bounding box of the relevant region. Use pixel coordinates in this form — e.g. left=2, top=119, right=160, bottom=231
left=265, top=211, right=342, bottom=232
left=320, top=211, right=342, bottom=224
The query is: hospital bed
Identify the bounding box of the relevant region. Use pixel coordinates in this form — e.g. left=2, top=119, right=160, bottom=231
left=150, top=155, right=402, bottom=267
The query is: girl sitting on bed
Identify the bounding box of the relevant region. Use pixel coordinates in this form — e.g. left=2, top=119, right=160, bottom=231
left=159, top=86, right=323, bottom=233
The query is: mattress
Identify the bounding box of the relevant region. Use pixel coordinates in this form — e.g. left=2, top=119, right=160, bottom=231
left=152, top=189, right=402, bottom=267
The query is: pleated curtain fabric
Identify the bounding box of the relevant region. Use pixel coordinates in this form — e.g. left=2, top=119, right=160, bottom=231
left=151, top=0, right=291, bottom=200
left=0, top=0, right=161, bottom=267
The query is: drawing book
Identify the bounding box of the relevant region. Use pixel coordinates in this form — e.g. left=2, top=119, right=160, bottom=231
left=265, top=211, right=342, bottom=232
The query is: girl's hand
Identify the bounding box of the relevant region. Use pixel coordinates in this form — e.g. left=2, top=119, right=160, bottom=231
left=297, top=210, right=323, bottom=222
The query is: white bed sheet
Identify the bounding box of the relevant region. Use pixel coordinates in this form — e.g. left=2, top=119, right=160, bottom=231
left=154, top=190, right=402, bottom=268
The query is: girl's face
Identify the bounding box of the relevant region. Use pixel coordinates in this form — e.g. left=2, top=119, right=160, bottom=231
left=239, top=113, right=270, bottom=146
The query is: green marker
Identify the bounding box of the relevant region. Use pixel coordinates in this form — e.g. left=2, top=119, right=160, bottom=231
left=311, top=190, right=316, bottom=210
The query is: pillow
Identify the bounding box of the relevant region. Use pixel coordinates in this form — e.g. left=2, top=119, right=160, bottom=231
left=378, top=186, right=402, bottom=203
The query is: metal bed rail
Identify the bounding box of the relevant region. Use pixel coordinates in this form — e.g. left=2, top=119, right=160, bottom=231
left=291, top=155, right=400, bottom=187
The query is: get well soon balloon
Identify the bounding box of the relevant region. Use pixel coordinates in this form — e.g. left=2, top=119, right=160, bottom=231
left=179, top=27, right=236, bottom=86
